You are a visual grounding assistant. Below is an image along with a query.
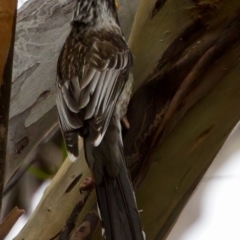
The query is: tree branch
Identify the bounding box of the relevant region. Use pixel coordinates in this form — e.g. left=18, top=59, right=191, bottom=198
left=13, top=0, right=240, bottom=239
left=0, top=207, right=25, bottom=239
left=4, top=0, right=140, bottom=202
left=0, top=0, right=17, bottom=214
left=57, top=183, right=94, bottom=240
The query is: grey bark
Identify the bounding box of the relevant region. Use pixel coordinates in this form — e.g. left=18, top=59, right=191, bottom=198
left=6, top=0, right=140, bottom=183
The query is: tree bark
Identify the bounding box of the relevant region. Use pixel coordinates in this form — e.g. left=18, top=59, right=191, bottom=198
left=12, top=0, right=240, bottom=239
left=0, top=207, right=25, bottom=239
left=0, top=0, right=17, bottom=214
left=5, top=0, right=140, bottom=194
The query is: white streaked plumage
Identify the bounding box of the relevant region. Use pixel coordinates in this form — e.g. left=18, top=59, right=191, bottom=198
left=56, top=1, right=144, bottom=240
left=68, top=151, right=77, bottom=162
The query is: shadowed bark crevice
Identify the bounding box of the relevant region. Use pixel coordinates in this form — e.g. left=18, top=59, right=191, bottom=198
left=0, top=4, right=17, bottom=214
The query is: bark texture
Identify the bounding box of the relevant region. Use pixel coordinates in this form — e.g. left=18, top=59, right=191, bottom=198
left=5, top=0, right=140, bottom=187
left=0, top=0, right=17, bottom=213
left=9, top=0, right=240, bottom=239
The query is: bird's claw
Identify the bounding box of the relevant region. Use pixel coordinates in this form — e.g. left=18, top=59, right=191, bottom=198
left=80, top=177, right=95, bottom=194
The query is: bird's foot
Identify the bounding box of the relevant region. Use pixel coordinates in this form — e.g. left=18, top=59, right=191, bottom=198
left=80, top=177, right=95, bottom=193
left=121, top=115, right=130, bottom=129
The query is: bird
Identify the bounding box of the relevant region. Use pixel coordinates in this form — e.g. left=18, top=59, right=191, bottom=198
left=56, top=0, right=144, bottom=239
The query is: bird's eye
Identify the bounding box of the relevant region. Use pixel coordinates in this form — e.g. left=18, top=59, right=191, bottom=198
left=114, top=0, right=119, bottom=10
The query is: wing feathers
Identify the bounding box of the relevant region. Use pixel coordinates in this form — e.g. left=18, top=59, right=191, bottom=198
left=62, top=84, right=79, bottom=113
left=78, top=71, right=99, bottom=109
left=57, top=90, right=83, bottom=131
left=84, top=70, right=106, bottom=119
left=57, top=37, right=131, bottom=152
left=95, top=69, right=112, bottom=114
left=81, top=67, right=97, bottom=89
left=102, top=70, right=120, bottom=112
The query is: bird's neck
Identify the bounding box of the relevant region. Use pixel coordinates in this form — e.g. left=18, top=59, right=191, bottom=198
left=71, top=0, right=120, bottom=32
left=95, top=7, right=120, bottom=32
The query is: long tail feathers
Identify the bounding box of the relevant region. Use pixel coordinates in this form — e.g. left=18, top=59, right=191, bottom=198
left=96, top=162, right=144, bottom=240
left=83, top=116, right=144, bottom=240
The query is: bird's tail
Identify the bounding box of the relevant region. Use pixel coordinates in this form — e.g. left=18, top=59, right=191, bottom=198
left=84, top=116, right=144, bottom=240
left=96, top=163, right=144, bottom=240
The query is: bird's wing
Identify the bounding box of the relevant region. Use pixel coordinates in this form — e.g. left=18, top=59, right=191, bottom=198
left=57, top=37, right=131, bottom=156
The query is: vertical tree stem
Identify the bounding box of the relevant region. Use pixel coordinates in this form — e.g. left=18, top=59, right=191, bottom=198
left=0, top=1, right=17, bottom=215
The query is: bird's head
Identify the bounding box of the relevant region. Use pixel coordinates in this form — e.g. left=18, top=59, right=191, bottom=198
left=71, top=0, right=119, bottom=26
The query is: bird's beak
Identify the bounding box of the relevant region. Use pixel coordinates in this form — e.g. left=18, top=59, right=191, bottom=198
left=114, top=0, right=119, bottom=10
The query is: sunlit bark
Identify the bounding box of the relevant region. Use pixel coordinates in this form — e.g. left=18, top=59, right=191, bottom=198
left=12, top=0, right=240, bottom=239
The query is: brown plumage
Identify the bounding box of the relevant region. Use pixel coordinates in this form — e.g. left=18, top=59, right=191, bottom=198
left=56, top=0, right=144, bottom=239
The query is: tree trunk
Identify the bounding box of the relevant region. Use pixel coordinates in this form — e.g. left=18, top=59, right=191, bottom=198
left=10, top=0, right=240, bottom=239
left=5, top=0, right=140, bottom=194
left=0, top=0, right=17, bottom=214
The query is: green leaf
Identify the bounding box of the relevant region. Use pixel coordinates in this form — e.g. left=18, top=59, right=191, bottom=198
left=28, top=166, right=50, bottom=180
